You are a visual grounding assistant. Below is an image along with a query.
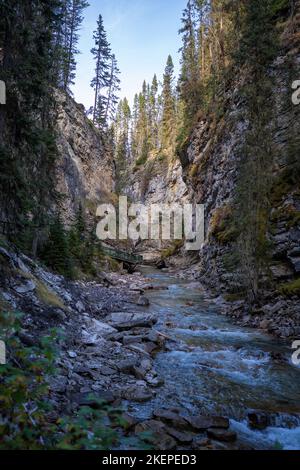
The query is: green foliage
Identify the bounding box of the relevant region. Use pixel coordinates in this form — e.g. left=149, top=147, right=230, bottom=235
left=279, top=278, right=300, bottom=297
left=135, top=155, right=148, bottom=167
left=0, top=311, right=121, bottom=450
left=209, top=206, right=237, bottom=245
left=40, top=215, right=73, bottom=278
left=161, top=240, right=184, bottom=259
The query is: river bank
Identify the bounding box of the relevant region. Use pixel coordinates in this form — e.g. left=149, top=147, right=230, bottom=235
left=1, top=247, right=300, bottom=450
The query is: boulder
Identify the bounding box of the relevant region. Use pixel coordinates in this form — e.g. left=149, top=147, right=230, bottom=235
left=116, top=358, right=138, bottom=375
left=153, top=409, right=190, bottom=431
left=14, top=280, right=36, bottom=294
left=123, top=386, right=153, bottom=402
left=108, top=312, right=157, bottom=330
left=137, top=296, right=150, bottom=307
left=76, top=390, right=115, bottom=407
left=75, top=300, right=85, bottom=313
left=207, top=428, right=237, bottom=442
left=90, top=319, right=118, bottom=337
left=164, top=426, right=193, bottom=444
left=247, top=411, right=270, bottom=430
left=186, top=415, right=230, bottom=431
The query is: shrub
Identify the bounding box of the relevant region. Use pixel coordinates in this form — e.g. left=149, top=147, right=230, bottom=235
left=0, top=311, right=121, bottom=450
left=279, top=278, right=300, bottom=297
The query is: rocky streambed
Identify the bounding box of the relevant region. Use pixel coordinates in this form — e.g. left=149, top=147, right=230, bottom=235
left=1, top=247, right=300, bottom=450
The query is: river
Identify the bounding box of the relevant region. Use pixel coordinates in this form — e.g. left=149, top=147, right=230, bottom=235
left=128, top=266, right=300, bottom=450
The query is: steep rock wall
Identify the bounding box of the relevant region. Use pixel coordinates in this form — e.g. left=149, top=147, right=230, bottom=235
left=54, top=91, right=115, bottom=227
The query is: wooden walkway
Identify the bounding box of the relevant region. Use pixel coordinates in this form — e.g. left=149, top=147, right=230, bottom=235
left=101, top=244, right=143, bottom=266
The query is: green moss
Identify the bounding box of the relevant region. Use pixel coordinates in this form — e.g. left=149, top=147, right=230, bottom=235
left=135, top=155, right=148, bottom=167
left=161, top=240, right=184, bottom=259
left=224, top=292, right=246, bottom=302
left=279, top=278, right=300, bottom=297
left=209, top=206, right=237, bottom=245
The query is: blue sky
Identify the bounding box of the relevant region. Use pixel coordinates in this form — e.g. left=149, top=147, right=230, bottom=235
left=72, top=0, right=187, bottom=109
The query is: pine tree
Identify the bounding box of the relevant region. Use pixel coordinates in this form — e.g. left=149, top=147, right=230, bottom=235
left=105, top=54, right=121, bottom=122
left=0, top=0, right=65, bottom=251
left=61, top=0, right=89, bottom=93
left=161, top=55, right=176, bottom=149
left=90, top=14, right=111, bottom=128
left=179, top=0, right=202, bottom=121
left=114, top=98, right=131, bottom=191
left=149, top=74, right=159, bottom=149
left=41, top=215, right=72, bottom=277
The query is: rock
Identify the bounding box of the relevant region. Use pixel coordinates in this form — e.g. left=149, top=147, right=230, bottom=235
left=135, top=420, right=177, bottom=450
left=68, top=351, right=77, bottom=358
left=109, top=312, right=157, bottom=330
left=270, top=264, right=294, bottom=280
left=186, top=415, right=230, bottom=431
left=137, top=295, right=150, bottom=307
left=124, top=387, right=153, bottom=402
left=14, top=280, right=36, bottom=294
left=156, top=259, right=167, bottom=270
left=207, top=428, right=237, bottom=442
left=247, top=411, right=270, bottom=430
left=164, top=426, right=193, bottom=444
left=153, top=409, right=190, bottom=431
left=259, top=319, right=270, bottom=330
left=50, top=376, right=68, bottom=394
left=145, top=373, right=164, bottom=388
left=75, top=300, right=85, bottom=313
left=90, top=319, right=117, bottom=337
left=116, top=358, right=138, bottom=375
left=18, top=331, right=36, bottom=347
left=144, top=342, right=158, bottom=355
left=288, top=256, right=300, bottom=273
left=133, top=365, right=148, bottom=380
left=140, top=358, right=152, bottom=372
left=129, top=285, right=144, bottom=293
left=98, top=366, right=116, bottom=376
left=114, top=412, right=139, bottom=430
left=122, top=335, right=144, bottom=345
left=75, top=390, right=115, bottom=407
left=192, top=437, right=211, bottom=449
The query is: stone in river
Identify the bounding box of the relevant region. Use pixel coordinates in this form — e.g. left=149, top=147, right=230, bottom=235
left=207, top=428, right=237, bottom=442
left=152, top=409, right=190, bottom=431
left=137, top=295, right=150, bottom=307
left=124, top=386, right=153, bottom=402
left=109, top=312, right=157, bottom=330
left=164, top=426, right=194, bottom=444
left=186, top=415, right=230, bottom=431
left=247, top=410, right=270, bottom=430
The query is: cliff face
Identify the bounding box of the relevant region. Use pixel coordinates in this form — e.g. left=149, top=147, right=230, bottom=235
left=174, top=10, right=300, bottom=337
left=54, top=91, right=115, bottom=227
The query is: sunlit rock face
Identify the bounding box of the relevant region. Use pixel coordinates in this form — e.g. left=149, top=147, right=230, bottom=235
left=54, top=90, right=115, bottom=228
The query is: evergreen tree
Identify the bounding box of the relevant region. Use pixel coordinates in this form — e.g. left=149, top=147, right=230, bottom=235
left=90, top=14, right=111, bottom=128
left=61, top=0, right=89, bottom=93
left=41, top=215, right=72, bottom=277
left=114, top=98, right=131, bottom=191
left=0, top=0, right=65, bottom=252
left=149, top=74, right=159, bottom=149
left=105, top=54, right=121, bottom=122
left=161, top=55, right=176, bottom=148
left=179, top=0, right=202, bottom=121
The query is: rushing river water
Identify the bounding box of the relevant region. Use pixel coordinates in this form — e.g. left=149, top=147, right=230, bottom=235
left=130, top=267, right=300, bottom=450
